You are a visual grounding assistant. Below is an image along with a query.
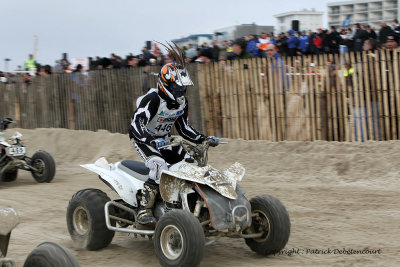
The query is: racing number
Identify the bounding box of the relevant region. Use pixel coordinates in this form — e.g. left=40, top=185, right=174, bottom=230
left=155, top=123, right=173, bottom=132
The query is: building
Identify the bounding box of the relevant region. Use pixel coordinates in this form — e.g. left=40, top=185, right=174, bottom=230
left=274, top=9, right=324, bottom=33
left=171, top=34, right=213, bottom=48
left=328, top=0, right=400, bottom=30
left=213, top=23, right=274, bottom=41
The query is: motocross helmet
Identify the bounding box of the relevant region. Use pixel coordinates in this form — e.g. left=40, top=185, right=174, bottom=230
left=157, top=42, right=193, bottom=104
left=0, top=117, right=14, bottom=130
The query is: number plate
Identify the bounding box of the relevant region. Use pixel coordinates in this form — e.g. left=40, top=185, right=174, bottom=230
left=6, top=145, right=26, bottom=156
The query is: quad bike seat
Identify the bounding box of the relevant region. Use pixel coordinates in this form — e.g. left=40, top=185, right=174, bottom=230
left=119, top=160, right=149, bottom=182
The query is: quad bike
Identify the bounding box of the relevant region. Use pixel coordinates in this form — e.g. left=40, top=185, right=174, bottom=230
left=0, top=208, right=80, bottom=267
left=0, top=118, right=56, bottom=183
left=66, top=137, right=291, bottom=267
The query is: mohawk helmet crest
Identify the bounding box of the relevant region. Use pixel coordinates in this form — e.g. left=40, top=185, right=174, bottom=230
left=156, top=41, right=193, bottom=104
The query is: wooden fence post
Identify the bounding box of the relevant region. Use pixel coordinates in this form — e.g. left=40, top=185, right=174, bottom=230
left=69, top=99, right=76, bottom=130
left=14, top=96, right=20, bottom=125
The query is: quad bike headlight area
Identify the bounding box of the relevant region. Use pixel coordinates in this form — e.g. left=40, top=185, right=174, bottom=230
left=0, top=128, right=398, bottom=267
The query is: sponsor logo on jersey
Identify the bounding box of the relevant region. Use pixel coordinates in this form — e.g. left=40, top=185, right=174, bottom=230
left=158, top=117, right=176, bottom=123
left=158, top=110, right=184, bottom=117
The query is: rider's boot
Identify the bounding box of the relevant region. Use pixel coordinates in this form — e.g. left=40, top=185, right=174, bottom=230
left=137, top=181, right=159, bottom=225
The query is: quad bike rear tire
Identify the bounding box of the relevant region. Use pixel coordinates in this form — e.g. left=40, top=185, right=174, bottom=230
left=245, top=194, right=290, bottom=256
left=1, top=169, right=18, bottom=182
left=154, top=210, right=205, bottom=267
left=23, top=242, right=80, bottom=267
left=30, top=150, right=56, bottom=183
left=66, top=188, right=115, bottom=251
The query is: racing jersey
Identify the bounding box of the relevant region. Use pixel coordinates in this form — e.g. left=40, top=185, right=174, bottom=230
left=129, top=89, right=205, bottom=145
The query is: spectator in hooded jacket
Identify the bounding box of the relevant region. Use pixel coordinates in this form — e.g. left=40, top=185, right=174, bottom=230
left=297, top=31, right=309, bottom=55
left=275, top=33, right=288, bottom=56
left=353, top=23, right=369, bottom=52
left=321, top=29, right=331, bottom=53
left=366, top=25, right=377, bottom=40
left=379, top=21, right=396, bottom=45
left=287, top=29, right=298, bottom=57
left=246, top=35, right=260, bottom=57
left=328, top=26, right=342, bottom=54
left=392, top=19, right=400, bottom=39
left=211, top=41, right=220, bottom=62
left=309, top=31, right=322, bottom=54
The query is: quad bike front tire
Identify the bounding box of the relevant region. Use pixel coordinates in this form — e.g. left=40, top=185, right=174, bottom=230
left=30, top=150, right=56, bottom=183
left=23, top=242, right=80, bottom=267
left=154, top=210, right=205, bottom=267
left=0, top=169, right=18, bottom=182
left=66, top=188, right=115, bottom=251
left=245, top=194, right=290, bottom=256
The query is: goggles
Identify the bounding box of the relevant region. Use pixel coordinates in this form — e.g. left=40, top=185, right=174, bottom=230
left=170, top=83, right=187, bottom=97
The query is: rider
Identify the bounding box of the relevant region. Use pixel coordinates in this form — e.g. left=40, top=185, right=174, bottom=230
left=0, top=118, right=14, bottom=131
left=129, top=42, right=219, bottom=225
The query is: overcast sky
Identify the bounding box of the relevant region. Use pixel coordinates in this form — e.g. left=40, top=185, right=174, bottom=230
left=1, top=0, right=334, bottom=71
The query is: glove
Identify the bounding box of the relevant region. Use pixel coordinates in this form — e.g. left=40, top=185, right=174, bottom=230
left=150, top=139, right=167, bottom=149
left=207, top=136, right=219, bottom=147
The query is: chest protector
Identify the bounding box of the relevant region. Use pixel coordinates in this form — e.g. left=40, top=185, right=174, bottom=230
left=137, top=89, right=185, bottom=138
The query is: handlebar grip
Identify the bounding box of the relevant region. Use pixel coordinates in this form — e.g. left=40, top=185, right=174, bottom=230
left=208, top=140, right=219, bottom=147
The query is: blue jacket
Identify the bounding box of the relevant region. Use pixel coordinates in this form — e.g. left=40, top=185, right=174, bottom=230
left=247, top=39, right=260, bottom=56
left=298, top=35, right=309, bottom=51
left=287, top=35, right=298, bottom=49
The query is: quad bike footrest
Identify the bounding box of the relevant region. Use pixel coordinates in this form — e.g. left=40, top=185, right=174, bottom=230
left=104, top=201, right=155, bottom=236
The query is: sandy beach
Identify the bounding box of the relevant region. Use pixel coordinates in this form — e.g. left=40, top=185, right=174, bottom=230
left=1, top=128, right=399, bottom=267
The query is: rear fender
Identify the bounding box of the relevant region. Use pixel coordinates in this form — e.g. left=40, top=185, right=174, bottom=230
left=81, top=157, right=144, bottom=206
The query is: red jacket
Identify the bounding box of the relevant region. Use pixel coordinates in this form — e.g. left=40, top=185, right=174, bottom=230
left=313, top=37, right=322, bottom=48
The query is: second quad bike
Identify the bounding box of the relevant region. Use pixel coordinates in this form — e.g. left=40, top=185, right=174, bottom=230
left=0, top=208, right=80, bottom=267
left=0, top=118, right=56, bottom=183
left=67, top=137, right=291, bottom=267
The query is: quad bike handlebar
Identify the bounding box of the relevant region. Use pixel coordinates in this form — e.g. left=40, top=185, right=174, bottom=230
left=159, top=137, right=226, bottom=167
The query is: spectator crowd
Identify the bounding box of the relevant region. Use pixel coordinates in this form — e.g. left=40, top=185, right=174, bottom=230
left=1, top=19, right=400, bottom=82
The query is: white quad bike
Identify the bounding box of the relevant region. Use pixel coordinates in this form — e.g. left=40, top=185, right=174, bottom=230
left=0, top=118, right=56, bottom=183
left=66, top=137, right=291, bottom=267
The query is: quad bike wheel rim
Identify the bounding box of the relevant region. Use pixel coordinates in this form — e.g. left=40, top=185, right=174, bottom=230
left=253, top=210, right=271, bottom=242
left=160, top=225, right=184, bottom=260
left=73, top=206, right=89, bottom=235
left=33, top=159, right=45, bottom=176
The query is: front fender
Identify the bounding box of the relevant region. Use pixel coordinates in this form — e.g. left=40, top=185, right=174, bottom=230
left=195, top=184, right=251, bottom=231
left=161, top=161, right=245, bottom=200
left=159, top=174, right=194, bottom=204
left=0, top=141, right=10, bottom=147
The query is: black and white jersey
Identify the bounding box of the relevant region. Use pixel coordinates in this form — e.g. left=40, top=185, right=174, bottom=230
left=129, top=89, right=205, bottom=145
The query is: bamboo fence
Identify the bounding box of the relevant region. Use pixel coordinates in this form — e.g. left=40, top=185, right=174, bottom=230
left=1, top=50, right=399, bottom=141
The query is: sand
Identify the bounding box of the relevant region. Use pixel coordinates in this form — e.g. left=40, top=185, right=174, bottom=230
left=1, top=128, right=399, bottom=267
